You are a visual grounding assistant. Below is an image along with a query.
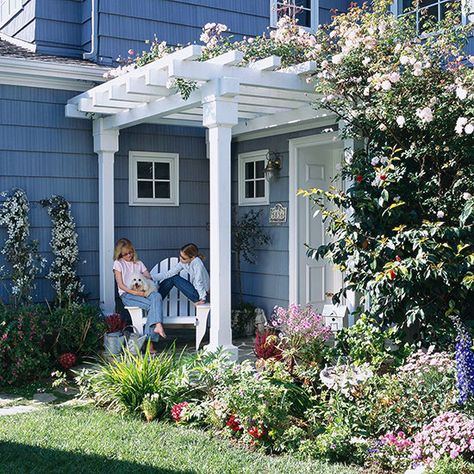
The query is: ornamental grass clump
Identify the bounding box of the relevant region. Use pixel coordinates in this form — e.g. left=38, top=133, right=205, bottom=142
left=411, top=411, right=474, bottom=467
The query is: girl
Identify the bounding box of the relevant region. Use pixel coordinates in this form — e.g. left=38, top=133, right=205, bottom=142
left=152, top=243, right=209, bottom=305
left=113, top=238, right=166, bottom=345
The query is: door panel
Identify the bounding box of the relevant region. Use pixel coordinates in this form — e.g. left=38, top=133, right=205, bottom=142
left=296, top=142, right=342, bottom=311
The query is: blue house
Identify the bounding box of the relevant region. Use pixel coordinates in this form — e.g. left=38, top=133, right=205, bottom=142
left=0, top=0, right=472, bottom=356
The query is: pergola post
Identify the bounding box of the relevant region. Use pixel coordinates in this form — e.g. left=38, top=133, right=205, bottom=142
left=93, top=118, right=119, bottom=315
left=202, top=79, right=239, bottom=360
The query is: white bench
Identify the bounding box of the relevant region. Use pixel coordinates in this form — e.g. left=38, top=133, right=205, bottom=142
left=125, top=257, right=210, bottom=350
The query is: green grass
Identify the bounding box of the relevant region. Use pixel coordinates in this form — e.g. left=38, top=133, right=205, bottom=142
left=0, top=405, right=361, bottom=474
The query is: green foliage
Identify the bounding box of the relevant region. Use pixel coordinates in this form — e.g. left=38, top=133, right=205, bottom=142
left=430, top=457, right=474, bottom=474
left=76, top=344, right=191, bottom=415
left=334, top=314, right=411, bottom=369
left=48, top=304, right=106, bottom=357
left=300, top=0, right=474, bottom=343
left=0, top=305, right=53, bottom=386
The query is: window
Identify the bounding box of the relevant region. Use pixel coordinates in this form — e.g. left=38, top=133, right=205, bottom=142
left=129, top=152, right=179, bottom=206
left=270, top=0, right=318, bottom=31
left=238, top=150, right=269, bottom=206
left=0, top=0, right=22, bottom=26
left=393, top=0, right=468, bottom=32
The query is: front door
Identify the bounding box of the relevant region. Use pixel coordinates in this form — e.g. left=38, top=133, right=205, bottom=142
left=289, top=135, right=343, bottom=311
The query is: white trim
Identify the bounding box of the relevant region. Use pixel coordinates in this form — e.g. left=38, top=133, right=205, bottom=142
left=0, top=32, right=35, bottom=52
left=288, top=131, right=339, bottom=304
left=0, top=57, right=107, bottom=91
left=128, top=151, right=179, bottom=207
left=270, top=0, right=319, bottom=31
left=238, top=149, right=270, bottom=206
left=0, top=0, right=22, bottom=28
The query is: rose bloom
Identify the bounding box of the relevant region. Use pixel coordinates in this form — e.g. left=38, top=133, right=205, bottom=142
left=396, top=115, right=405, bottom=127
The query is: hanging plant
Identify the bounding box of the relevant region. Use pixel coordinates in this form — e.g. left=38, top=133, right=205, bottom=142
left=40, top=195, right=84, bottom=307
left=0, top=188, right=45, bottom=306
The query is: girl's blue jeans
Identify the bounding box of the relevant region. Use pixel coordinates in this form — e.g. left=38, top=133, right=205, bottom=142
left=158, top=275, right=207, bottom=302
left=121, top=291, right=163, bottom=342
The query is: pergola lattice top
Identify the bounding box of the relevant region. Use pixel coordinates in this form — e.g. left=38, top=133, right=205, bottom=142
left=66, top=45, right=331, bottom=136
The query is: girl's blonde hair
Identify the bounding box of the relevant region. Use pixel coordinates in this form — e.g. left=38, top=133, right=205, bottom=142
left=181, top=243, right=205, bottom=261
left=114, top=238, right=138, bottom=262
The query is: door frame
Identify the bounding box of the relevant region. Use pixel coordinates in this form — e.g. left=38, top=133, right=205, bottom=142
left=288, top=132, right=341, bottom=304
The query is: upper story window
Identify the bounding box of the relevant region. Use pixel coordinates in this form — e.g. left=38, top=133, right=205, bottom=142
left=0, top=0, right=21, bottom=26
left=238, top=150, right=270, bottom=206
left=129, top=151, right=179, bottom=206
left=394, top=0, right=468, bottom=32
left=270, top=0, right=318, bottom=31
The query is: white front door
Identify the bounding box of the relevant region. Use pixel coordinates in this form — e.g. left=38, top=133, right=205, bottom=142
left=289, top=134, right=343, bottom=311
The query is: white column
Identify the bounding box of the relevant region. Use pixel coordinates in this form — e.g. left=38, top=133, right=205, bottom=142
left=202, top=78, right=239, bottom=360
left=93, top=118, right=119, bottom=315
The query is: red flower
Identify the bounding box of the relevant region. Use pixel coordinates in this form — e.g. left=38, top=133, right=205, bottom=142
left=226, top=415, right=242, bottom=432
left=388, top=269, right=396, bottom=280
left=248, top=425, right=265, bottom=439
left=356, top=175, right=364, bottom=183
left=171, top=402, right=189, bottom=422
left=380, top=175, right=387, bottom=181
left=58, top=352, right=77, bottom=369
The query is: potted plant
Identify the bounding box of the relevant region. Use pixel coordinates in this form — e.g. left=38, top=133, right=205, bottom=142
left=231, top=209, right=271, bottom=337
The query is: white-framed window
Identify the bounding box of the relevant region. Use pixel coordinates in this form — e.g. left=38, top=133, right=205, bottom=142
left=0, top=0, right=22, bottom=26
left=129, top=151, right=179, bottom=206
left=238, top=150, right=270, bottom=206
left=392, top=0, right=472, bottom=31
left=270, top=0, right=319, bottom=31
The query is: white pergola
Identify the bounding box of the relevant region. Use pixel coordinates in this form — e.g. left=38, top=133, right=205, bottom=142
left=66, top=44, right=332, bottom=357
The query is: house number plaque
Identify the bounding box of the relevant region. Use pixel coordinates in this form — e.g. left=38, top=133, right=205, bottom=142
left=269, top=203, right=287, bottom=224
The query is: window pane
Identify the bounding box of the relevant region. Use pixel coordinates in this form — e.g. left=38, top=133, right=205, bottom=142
left=295, top=0, right=311, bottom=8
left=296, top=8, right=311, bottom=27
left=137, top=181, right=153, bottom=198
left=419, top=0, right=437, bottom=8
left=255, top=160, right=265, bottom=179
left=245, top=161, right=254, bottom=179
left=155, top=182, right=170, bottom=199
left=245, top=181, right=254, bottom=199
left=154, top=162, right=170, bottom=180
left=137, top=161, right=153, bottom=179
left=419, top=5, right=439, bottom=31
left=255, top=179, right=265, bottom=198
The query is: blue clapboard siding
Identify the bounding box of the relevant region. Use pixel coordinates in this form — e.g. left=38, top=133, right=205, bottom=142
left=0, top=0, right=35, bottom=42
left=0, top=84, right=99, bottom=304
left=231, top=125, right=338, bottom=316
left=114, top=124, right=210, bottom=273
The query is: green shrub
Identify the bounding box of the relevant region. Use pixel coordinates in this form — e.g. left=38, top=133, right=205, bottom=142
left=48, top=304, right=106, bottom=357
left=430, top=457, right=474, bottom=474
left=0, top=305, right=53, bottom=386
left=76, top=344, right=191, bottom=416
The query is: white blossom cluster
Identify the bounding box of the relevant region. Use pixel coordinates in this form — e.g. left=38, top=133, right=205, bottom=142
left=0, top=189, right=45, bottom=305
left=41, top=195, right=84, bottom=306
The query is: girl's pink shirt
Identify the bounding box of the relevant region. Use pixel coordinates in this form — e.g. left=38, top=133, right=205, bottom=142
left=113, top=259, right=147, bottom=296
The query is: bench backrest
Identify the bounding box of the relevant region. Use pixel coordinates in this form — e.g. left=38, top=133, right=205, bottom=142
left=151, top=257, right=196, bottom=320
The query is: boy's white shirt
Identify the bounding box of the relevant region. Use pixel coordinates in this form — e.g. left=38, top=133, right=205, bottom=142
left=151, top=258, right=210, bottom=300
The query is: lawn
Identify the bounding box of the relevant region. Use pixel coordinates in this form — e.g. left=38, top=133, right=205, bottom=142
left=0, top=404, right=361, bottom=474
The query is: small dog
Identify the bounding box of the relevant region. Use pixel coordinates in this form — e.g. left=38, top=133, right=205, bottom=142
left=128, top=272, right=157, bottom=297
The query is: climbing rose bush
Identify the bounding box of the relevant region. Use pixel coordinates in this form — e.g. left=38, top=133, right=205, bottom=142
left=300, top=0, right=474, bottom=341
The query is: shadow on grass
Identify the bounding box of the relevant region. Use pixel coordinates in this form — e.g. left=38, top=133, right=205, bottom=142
left=0, top=441, right=196, bottom=474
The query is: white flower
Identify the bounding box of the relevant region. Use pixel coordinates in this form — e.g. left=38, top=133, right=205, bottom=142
left=455, top=117, right=469, bottom=135
left=379, top=123, right=387, bottom=131
left=416, top=107, right=434, bottom=123
left=371, top=157, right=380, bottom=166
left=396, top=115, right=406, bottom=127
left=400, top=55, right=410, bottom=65
left=465, top=123, right=474, bottom=134
left=381, top=80, right=391, bottom=91
left=405, top=465, right=425, bottom=474
left=362, top=56, right=371, bottom=65
left=437, top=210, right=445, bottom=219
left=462, top=192, right=472, bottom=200
left=456, top=87, right=468, bottom=100
left=363, top=86, right=370, bottom=96
left=332, top=53, right=344, bottom=64
left=389, top=72, right=400, bottom=83
left=413, top=62, right=423, bottom=76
